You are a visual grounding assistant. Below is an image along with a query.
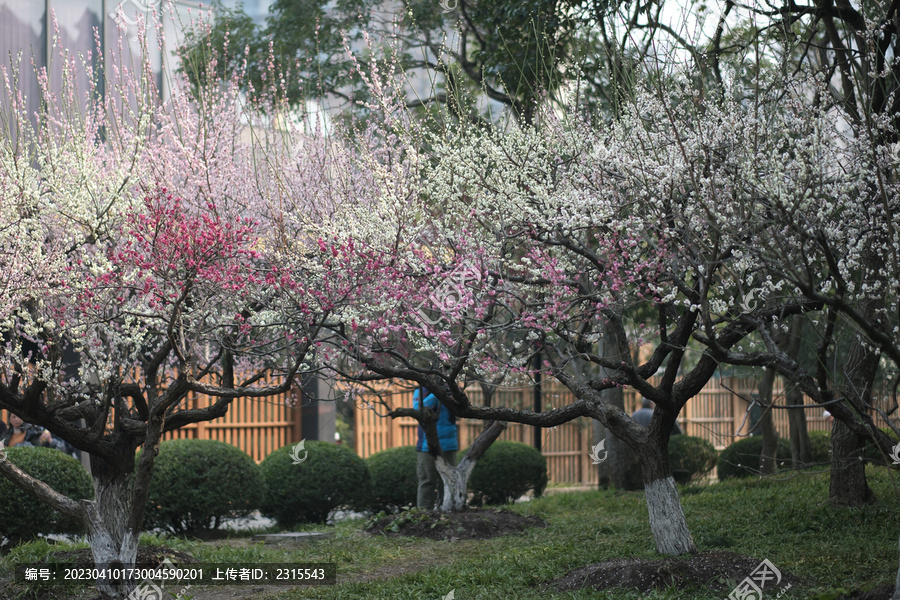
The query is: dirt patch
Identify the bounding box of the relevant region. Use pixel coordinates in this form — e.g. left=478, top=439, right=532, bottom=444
left=48, top=545, right=200, bottom=567
left=552, top=551, right=804, bottom=595
left=365, top=508, right=546, bottom=541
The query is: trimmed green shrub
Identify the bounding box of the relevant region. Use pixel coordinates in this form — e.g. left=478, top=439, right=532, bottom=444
left=668, top=435, right=717, bottom=483
left=717, top=435, right=792, bottom=480
left=468, top=440, right=548, bottom=506
left=144, top=439, right=263, bottom=533
left=366, top=445, right=417, bottom=513
left=260, top=441, right=371, bottom=526
left=806, top=430, right=832, bottom=464
left=0, top=446, right=93, bottom=544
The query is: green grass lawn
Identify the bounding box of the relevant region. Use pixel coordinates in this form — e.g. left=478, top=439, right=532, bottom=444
left=3, top=467, right=899, bottom=599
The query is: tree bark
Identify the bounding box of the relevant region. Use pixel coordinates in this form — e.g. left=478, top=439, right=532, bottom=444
left=830, top=418, right=875, bottom=506
left=594, top=386, right=642, bottom=491
left=595, top=322, right=642, bottom=490
left=86, top=455, right=140, bottom=600
left=0, top=446, right=141, bottom=599
left=638, top=437, right=696, bottom=555
left=829, top=335, right=879, bottom=506
left=435, top=420, right=507, bottom=511
left=757, top=367, right=780, bottom=475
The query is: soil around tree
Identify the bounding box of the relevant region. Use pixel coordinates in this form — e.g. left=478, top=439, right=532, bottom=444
left=365, top=507, right=547, bottom=540
left=551, top=551, right=805, bottom=595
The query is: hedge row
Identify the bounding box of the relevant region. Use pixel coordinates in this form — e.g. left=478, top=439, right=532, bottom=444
left=147, top=439, right=373, bottom=529
left=3, top=431, right=895, bottom=544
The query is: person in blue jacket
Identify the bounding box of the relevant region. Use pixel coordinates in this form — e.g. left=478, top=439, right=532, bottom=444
left=414, top=386, right=459, bottom=509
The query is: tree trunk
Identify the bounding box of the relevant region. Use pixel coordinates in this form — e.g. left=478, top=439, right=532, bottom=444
left=435, top=456, right=477, bottom=511
left=757, top=368, right=780, bottom=475
left=87, top=455, right=140, bottom=600
left=435, top=420, right=507, bottom=512
left=638, top=438, right=696, bottom=555
left=830, top=418, right=874, bottom=506
left=787, top=380, right=811, bottom=465
left=830, top=336, right=879, bottom=506
left=0, top=446, right=142, bottom=599
left=781, top=322, right=811, bottom=465
left=594, top=385, right=642, bottom=491
left=595, top=323, right=642, bottom=490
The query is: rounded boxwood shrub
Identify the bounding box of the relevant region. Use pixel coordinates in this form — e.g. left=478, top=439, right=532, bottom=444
left=260, top=441, right=371, bottom=526
left=806, top=430, right=832, bottom=464
left=0, top=446, right=93, bottom=545
left=144, top=439, right=263, bottom=533
left=717, top=435, right=792, bottom=480
left=468, top=440, right=548, bottom=506
left=668, top=435, right=717, bottom=483
left=366, top=445, right=417, bottom=513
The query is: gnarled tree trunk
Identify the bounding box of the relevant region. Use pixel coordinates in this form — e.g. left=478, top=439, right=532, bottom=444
left=434, top=420, right=507, bottom=511
left=86, top=455, right=141, bottom=599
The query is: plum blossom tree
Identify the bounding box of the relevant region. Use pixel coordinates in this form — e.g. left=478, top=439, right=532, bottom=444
left=0, top=24, right=326, bottom=600
left=276, top=64, right=833, bottom=555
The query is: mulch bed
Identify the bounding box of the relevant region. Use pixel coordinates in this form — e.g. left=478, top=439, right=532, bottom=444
left=551, top=550, right=805, bottom=595
left=365, top=508, right=547, bottom=541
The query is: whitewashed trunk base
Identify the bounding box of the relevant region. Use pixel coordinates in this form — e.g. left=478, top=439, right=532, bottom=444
left=435, top=456, right=476, bottom=512
left=87, top=478, right=140, bottom=599
left=645, top=476, right=696, bottom=555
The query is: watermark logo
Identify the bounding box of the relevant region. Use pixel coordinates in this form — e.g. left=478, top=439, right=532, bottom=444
left=290, top=439, right=308, bottom=464
left=127, top=581, right=163, bottom=600
left=441, top=590, right=455, bottom=600
left=890, top=442, right=900, bottom=465
left=438, top=0, right=458, bottom=12
left=413, top=260, right=482, bottom=326
left=727, top=558, right=791, bottom=600
left=739, top=288, right=758, bottom=314
left=589, top=439, right=607, bottom=464
left=113, top=0, right=161, bottom=27
left=127, top=558, right=191, bottom=600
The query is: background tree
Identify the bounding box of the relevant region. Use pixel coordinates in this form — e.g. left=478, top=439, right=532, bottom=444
left=179, top=0, right=665, bottom=124
left=272, top=64, right=844, bottom=555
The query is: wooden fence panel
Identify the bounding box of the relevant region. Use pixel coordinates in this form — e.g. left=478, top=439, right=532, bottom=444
left=0, top=382, right=303, bottom=465
left=160, top=385, right=303, bottom=463
left=353, top=378, right=899, bottom=485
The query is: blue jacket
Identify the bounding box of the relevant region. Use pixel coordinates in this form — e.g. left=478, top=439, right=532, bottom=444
left=414, top=387, right=458, bottom=453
